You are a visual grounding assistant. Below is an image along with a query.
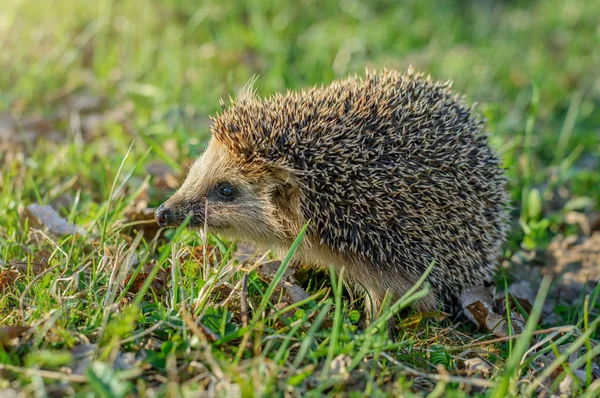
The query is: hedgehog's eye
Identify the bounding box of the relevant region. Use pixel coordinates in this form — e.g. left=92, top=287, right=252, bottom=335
left=216, top=182, right=236, bottom=201
left=220, top=186, right=233, bottom=197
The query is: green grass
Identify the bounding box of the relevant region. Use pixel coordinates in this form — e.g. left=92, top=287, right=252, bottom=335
left=1, top=0, right=599, bottom=396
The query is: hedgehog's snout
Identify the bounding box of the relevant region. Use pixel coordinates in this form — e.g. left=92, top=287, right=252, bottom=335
left=155, top=203, right=174, bottom=227
left=155, top=198, right=206, bottom=228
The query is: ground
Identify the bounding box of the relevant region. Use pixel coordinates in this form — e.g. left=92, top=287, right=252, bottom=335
left=0, top=0, right=599, bottom=396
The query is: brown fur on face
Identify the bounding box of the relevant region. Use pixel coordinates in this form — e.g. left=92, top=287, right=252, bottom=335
left=159, top=138, right=306, bottom=249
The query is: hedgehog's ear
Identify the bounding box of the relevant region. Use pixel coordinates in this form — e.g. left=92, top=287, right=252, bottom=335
left=268, top=169, right=300, bottom=208
left=271, top=181, right=299, bottom=202
left=262, top=169, right=304, bottom=234
left=269, top=180, right=302, bottom=232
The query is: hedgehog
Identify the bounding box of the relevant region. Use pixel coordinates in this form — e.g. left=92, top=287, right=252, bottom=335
left=155, top=68, right=509, bottom=316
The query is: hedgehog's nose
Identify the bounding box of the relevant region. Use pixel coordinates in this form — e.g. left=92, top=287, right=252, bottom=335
left=155, top=204, right=173, bottom=227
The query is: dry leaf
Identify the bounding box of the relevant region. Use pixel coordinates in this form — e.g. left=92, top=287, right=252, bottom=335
left=463, top=357, right=493, bottom=377
left=329, top=354, right=351, bottom=380
left=256, top=260, right=310, bottom=308
left=122, top=262, right=169, bottom=294
left=23, top=204, right=86, bottom=236
left=539, top=345, right=600, bottom=374
left=460, top=286, right=526, bottom=337
left=187, top=244, right=223, bottom=267
left=257, top=260, right=295, bottom=282
left=123, top=205, right=161, bottom=239
left=540, top=232, right=600, bottom=312
left=282, top=281, right=310, bottom=303
left=0, top=326, right=30, bottom=348
left=564, top=211, right=595, bottom=236
left=558, top=369, right=588, bottom=396
left=532, top=344, right=600, bottom=396
left=504, top=281, right=535, bottom=313
left=506, top=233, right=600, bottom=322
left=0, top=269, right=20, bottom=291
left=8, top=249, right=53, bottom=276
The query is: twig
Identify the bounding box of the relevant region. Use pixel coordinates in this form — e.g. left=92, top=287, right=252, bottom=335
left=215, top=251, right=268, bottom=308
left=241, top=274, right=249, bottom=328
left=0, top=364, right=87, bottom=383
left=445, top=326, right=575, bottom=352
left=521, top=329, right=575, bottom=367
left=118, top=320, right=165, bottom=344
left=380, top=352, right=496, bottom=388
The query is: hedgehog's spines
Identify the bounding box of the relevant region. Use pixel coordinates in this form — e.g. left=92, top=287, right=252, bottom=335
left=210, top=69, right=508, bottom=308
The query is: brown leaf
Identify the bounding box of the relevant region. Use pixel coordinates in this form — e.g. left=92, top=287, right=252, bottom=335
left=534, top=344, right=600, bottom=394
left=122, top=262, right=169, bottom=294
left=558, top=369, right=588, bottom=396
left=329, top=354, right=351, bottom=380
left=282, top=281, right=310, bottom=304
left=463, top=357, right=493, bottom=377
left=460, top=286, right=526, bottom=337
left=254, top=260, right=310, bottom=311
left=123, top=272, right=148, bottom=294
left=187, top=244, right=223, bottom=267
left=0, top=269, right=20, bottom=291
left=540, top=232, right=600, bottom=311
left=0, top=326, right=30, bottom=348
left=23, top=204, right=86, bottom=236
left=123, top=206, right=160, bottom=239
left=497, top=281, right=535, bottom=314
left=125, top=206, right=157, bottom=223
left=590, top=214, right=600, bottom=233
left=257, top=260, right=295, bottom=282
left=8, top=249, right=52, bottom=276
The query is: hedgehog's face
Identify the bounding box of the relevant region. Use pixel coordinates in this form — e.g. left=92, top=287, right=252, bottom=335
left=155, top=138, right=301, bottom=244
